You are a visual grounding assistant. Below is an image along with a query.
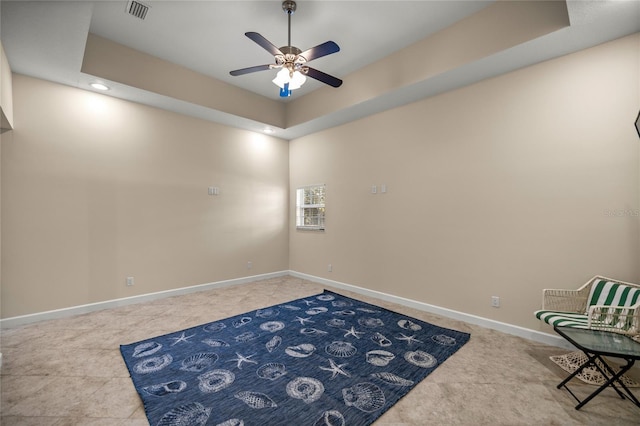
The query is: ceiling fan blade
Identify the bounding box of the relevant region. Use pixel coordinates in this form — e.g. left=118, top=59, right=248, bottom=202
left=230, top=64, right=273, bottom=76
left=299, top=41, right=340, bottom=62
left=305, top=67, right=342, bottom=88
left=245, top=32, right=283, bottom=57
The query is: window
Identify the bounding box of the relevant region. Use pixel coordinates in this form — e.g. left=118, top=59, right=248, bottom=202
left=296, top=185, right=325, bottom=230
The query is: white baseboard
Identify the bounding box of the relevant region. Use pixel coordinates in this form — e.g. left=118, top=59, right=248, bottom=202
left=0, top=269, right=571, bottom=350
left=0, top=271, right=289, bottom=329
left=289, top=270, right=574, bottom=350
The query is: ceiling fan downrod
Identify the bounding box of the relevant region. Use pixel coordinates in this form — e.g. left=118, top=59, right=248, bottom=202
left=282, top=0, right=296, bottom=47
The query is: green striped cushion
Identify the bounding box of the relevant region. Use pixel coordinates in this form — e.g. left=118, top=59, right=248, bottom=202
left=587, top=280, right=640, bottom=310
left=534, top=310, right=590, bottom=328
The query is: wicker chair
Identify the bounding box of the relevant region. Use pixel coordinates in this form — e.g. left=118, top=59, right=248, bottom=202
left=535, top=275, right=640, bottom=339
left=534, top=275, right=640, bottom=386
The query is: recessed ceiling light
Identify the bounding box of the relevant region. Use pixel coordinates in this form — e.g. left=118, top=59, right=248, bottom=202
left=90, top=82, right=110, bottom=91
left=263, top=128, right=274, bottom=134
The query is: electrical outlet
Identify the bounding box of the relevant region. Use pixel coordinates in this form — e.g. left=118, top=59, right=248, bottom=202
left=328, top=264, right=332, bottom=272
left=126, top=277, right=134, bottom=286
left=247, top=261, right=252, bottom=270
left=491, top=296, right=500, bottom=308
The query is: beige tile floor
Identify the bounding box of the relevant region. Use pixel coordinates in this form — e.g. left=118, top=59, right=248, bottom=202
left=1, top=275, right=639, bottom=425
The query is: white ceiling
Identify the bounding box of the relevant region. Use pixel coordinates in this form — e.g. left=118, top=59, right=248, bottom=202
left=2, top=1, right=639, bottom=139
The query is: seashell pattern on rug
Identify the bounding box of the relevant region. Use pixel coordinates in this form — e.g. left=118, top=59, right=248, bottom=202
left=325, top=341, right=358, bottom=358
left=306, top=307, right=329, bottom=315
left=313, top=410, right=345, bottom=426
left=232, top=317, right=252, bottom=328
left=198, top=369, right=235, bottom=393
left=256, top=363, right=287, bottom=381
left=259, top=321, right=285, bottom=332
left=180, top=353, right=218, bottom=372
left=365, top=350, right=395, bottom=366
left=342, top=382, right=386, bottom=412
left=202, top=338, right=230, bottom=347
left=215, top=419, right=244, bottom=426
left=234, top=391, right=278, bottom=409
left=280, top=304, right=301, bottom=310
left=121, top=289, right=470, bottom=426
left=133, top=354, right=173, bottom=374
left=142, top=380, right=187, bottom=396
left=203, top=322, right=226, bottom=333
left=397, top=319, right=422, bottom=331
left=234, top=331, right=257, bottom=343
left=285, top=343, right=316, bottom=358
left=157, top=402, right=211, bottom=426
left=432, top=334, right=457, bottom=346
left=325, top=318, right=346, bottom=328
left=370, top=372, right=415, bottom=386
left=265, top=335, right=282, bottom=353
left=371, top=332, right=393, bottom=347
left=404, top=350, right=438, bottom=368
left=132, top=341, right=162, bottom=358
left=316, top=294, right=335, bottom=301
left=358, top=317, right=384, bottom=328
left=255, top=308, right=279, bottom=318
left=286, top=377, right=325, bottom=403
left=332, top=309, right=356, bottom=316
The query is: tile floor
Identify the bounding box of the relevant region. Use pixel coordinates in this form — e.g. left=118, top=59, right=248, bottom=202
left=1, top=276, right=639, bottom=425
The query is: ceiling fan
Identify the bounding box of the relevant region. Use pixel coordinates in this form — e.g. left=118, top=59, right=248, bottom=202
left=229, top=0, right=342, bottom=97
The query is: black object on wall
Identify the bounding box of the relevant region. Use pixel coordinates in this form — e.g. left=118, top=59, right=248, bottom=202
left=635, top=110, right=640, bottom=139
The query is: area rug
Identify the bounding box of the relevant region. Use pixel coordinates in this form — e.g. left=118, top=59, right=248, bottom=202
left=120, top=290, right=470, bottom=426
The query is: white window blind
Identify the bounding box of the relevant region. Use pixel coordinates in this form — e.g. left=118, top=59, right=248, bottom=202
left=296, top=184, right=325, bottom=231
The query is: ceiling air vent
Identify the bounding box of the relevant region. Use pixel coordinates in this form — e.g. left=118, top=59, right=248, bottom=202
left=126, top=1, right=150, bottom=20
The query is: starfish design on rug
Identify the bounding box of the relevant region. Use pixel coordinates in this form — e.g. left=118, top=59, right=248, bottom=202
left=169, top=332, right=195, bottom=346
left=395, top=333, right=423, bottom=345
left=342, top=326, right=366, bottom=339
left=319, top=358, right=351, bottom=380
left=293, top=316, right=315, bottom=325
left=229, top=352, right=258, bottom=370
left=301, top=299, right=317, bottom=306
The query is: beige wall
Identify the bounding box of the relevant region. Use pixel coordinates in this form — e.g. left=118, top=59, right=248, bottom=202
left=0, top=41, right=12, bottom=320
left=290, top=34, right=640, bottom=332
left=1, top=75, right=290, bottom=318
left=0, top=41, right=14, bottom=132
left=2, top=34, right=639, bottom=334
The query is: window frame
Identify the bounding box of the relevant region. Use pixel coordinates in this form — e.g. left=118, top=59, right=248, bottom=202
left=295, top=184, right=326, bottom=231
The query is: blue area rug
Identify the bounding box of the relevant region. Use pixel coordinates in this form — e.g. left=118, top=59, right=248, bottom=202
left=120, top=290, right=470, bottom=426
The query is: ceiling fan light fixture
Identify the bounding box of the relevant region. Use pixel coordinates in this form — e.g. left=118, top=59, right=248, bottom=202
left=272, top=68, right=306, bottom=91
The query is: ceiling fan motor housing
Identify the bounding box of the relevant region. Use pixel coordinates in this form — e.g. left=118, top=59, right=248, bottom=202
left=282, top=1, right=297, bottom=15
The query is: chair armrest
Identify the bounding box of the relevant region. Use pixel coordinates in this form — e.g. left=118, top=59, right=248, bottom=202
left=587, top=302, right=640, bottom=336
left=541, top=288, right=588, bottom=313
